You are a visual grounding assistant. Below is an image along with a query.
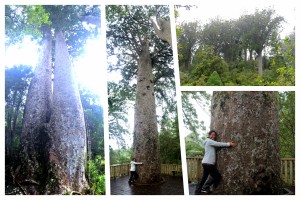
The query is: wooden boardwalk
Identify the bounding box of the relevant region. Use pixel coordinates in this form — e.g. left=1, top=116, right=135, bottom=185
left=110, top=175, right=184, bottom=195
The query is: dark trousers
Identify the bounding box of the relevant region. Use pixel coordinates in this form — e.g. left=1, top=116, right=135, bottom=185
left=195, top=163, right=221, bottom=194
left=129, top=171, right=138, bottom=182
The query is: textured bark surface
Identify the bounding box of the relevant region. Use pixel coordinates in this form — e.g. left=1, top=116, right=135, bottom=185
left=210, top=91, right=280, bottom=194
left=49, top=30, right=87, bottom=193
left=151, top=18, right=172, bottom=48
left=20, top=29, right=52, bottom=193
left=258, top=51, right=263, bottom=75
left=133, top=38, right=161, bottom=184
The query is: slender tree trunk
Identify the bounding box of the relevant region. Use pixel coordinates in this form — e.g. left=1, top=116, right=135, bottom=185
left=49, top=30, right=87, bottom=193
left=210, top=91, right=280, bottom=194
left=6, top=108, right=12, bottom=158
left=133, top=38, right=161, bottom=184
left=20, top=28, right=52, bottom=194
left=249, top=49, right=253, bottom=60
left=258, top=51, right=263, bottom=75
left=244, top=48, right=247, bottom=61
left=184, top=60, right=190, bottom=71
left=10, top=93, right=23, bottom=156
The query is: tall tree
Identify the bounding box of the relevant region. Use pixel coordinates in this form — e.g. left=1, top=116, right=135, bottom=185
left=241, top=9, right=284, bottom=75
left=19, top=27, right=53, bottom=194
left=106, top=5, right=174, bottom=184
left=5, top=5, right=100, bottom=194
left=48, top=30, right=88, bottom=193
left=210, top=91, right=280, bottom=194
left=177, top=21, right=201, bottom=71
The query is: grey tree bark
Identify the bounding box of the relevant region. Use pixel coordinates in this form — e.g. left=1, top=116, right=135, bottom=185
left=20, top=28, right=52, bottom=194
left=48, top=30, right=87, bottom=193
left=257, top=51, right=263, bottom=75
left=151, top=17, right=172, bottom=48
left=210, top=91, right=280, bottom=194
left=132, top=37, right=161, bottom=184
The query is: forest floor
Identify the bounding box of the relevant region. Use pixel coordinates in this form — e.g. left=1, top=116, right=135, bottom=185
left=110, top=175, right=184, bottom=195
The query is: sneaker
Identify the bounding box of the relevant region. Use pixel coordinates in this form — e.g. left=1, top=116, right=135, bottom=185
left=201, top=189, right=209, bottom=193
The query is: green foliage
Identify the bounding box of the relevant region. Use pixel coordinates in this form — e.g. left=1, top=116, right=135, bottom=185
left=109, top=147, right=132, bottom=165
left=177, top=21, right=201, bottom=71
left=6, top=5, right=100, bottom=57
left=177, top=7, right=292, bottom=86
left=79, top=87, right=104, bottom=158
left=278, top=92, right=295, bottom=158
left=181, top=92, right=210, bottom=137
left=185, top=133, right=205, bottom=157
left=159, top=113, right=181, bottom=164
left=106, top=5, right=176, bottom=147
left=108, top=82, right=132, bottom=147
left=181, top=45, right=229, bottom=86
left=24, top=6, right=52, bottom=36
left=5, top=65, right=33, bottom=156
left=264, top=35, right=295, bottom=86
left=86, top=155, right=105, bottom=195
left=206, top=71, right=223, bottom=86
left=182, top=91, right=210, bottom=157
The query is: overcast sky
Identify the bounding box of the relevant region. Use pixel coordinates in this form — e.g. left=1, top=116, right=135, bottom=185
left=176, top=0, right=296, bottom=37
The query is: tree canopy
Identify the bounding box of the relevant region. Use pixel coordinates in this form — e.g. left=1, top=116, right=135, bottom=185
left=106, top=5, right=177, bottom=148
left=177, top=7, right=294, bottom=86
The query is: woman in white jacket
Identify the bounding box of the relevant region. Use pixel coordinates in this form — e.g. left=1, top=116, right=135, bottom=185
left=128, top=158, right=143, bottom=185
left=195, top=130, right=236, bottom=194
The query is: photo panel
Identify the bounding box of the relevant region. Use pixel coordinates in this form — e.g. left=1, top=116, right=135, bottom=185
left=106, top=5, right=184, bottom=195
left=181, top=91, right=295, bottom=195
left=175, top=3, right=295, bottom=86
left=4, top=5, right=105, bottom=195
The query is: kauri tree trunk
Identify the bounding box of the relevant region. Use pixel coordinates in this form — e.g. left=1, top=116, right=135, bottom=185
left=48, top=30, right=87, bottom=193
left=210, top=91, right=280, bottom=194
left=133, top=38, right=161, bottom=184
left=20, top=29, right=52, bottom=194
left=257, top=51, right=263, bottom=75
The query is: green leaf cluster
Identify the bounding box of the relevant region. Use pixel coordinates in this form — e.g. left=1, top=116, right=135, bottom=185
left=278, top=92, right=295, bottom=158
left=86, top=155, right=105, bottom=195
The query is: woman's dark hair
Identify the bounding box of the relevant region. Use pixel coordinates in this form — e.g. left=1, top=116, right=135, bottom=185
left=208, top=130, right=217, bottom=136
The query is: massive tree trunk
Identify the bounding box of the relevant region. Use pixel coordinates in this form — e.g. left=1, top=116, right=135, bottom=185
left=20, top=28, right=52, bottom=194
left=210, top=91, right=280, bottom=194
left=133, top=38, right=161, bottom=184
left=49, top=30, right=87, bottom=193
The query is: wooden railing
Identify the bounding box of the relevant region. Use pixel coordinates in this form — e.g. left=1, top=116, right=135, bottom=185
left=110, top=163, right=182, bottom=179
left=161, top=164, right=182, bottom=176
left=110, top=158, right=295, bottom=186
left=186, top=156, right=203, bottom=183
left=110, top=164, right=130, bottom=178
left=281, top=158, right=295, bottom=186
left=186, top=157, right=295, bottom=186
